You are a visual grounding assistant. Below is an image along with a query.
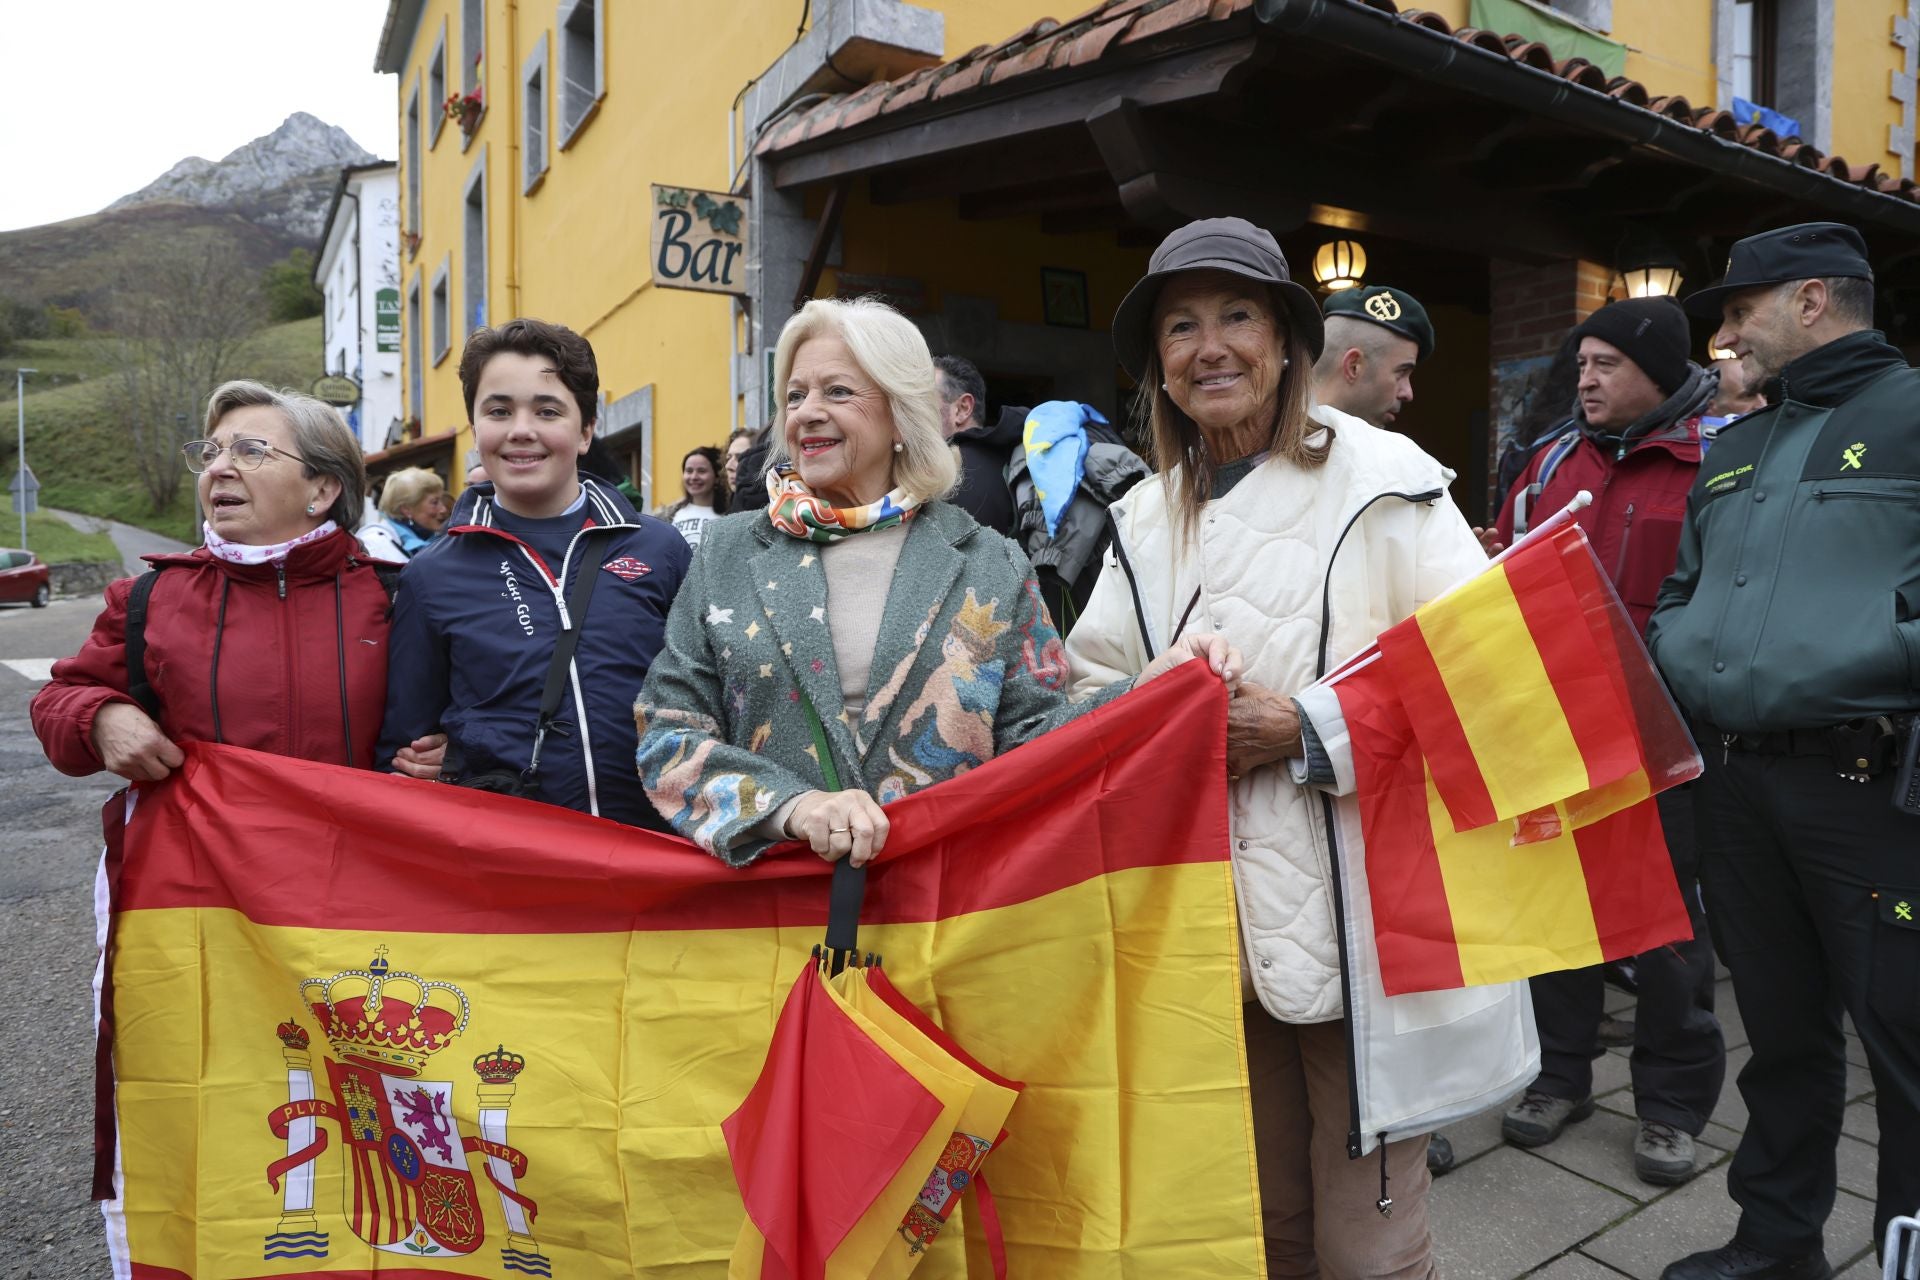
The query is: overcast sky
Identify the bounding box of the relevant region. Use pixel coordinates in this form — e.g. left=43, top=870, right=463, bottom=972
left=0, top=0, right=399, bottom=232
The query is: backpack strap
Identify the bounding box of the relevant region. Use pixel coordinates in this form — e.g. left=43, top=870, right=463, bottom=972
left=1512, top=427, right=1583, bottom=539
left=123, top=567, right=167, bottom=718
left=370, top=562, right=402, bottom=617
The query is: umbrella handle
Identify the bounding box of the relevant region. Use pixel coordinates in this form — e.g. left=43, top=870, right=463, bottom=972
left=823, top=859, right=868, bottom=975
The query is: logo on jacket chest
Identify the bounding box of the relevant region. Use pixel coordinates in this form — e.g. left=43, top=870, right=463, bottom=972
left=497, top=561, right=536, bottom=637
left=600, top=556, right=652, bottom=582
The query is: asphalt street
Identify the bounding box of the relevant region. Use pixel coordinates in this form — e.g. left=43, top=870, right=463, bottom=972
left=0, top=596, right=119, bottom=1278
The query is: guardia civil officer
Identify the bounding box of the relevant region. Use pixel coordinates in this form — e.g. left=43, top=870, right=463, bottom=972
left=1311, top=284, right=1434, bottom=429
left=1649, top=222, right=1920, bottom=1280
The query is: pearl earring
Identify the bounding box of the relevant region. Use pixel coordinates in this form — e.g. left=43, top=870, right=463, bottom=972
left=893, top=441, right=905, bottom=453
left=305, top=504, right=316, bottom=515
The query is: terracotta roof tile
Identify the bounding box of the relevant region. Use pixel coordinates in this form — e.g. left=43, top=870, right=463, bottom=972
left=874, top=64, right=942, bottom=115
left=1505, top=39, right=1559, bottom=71
left=1647, top=95, right=1695, bottom=121
left=832, top=81, right=896, bottom=130
left=1452, top=26, right=1511, bottom=55
left=1065, top=16, right=1138, bottom=65
left=931, top=56, right=995, bottom=100
left=1124, top=0, right=1217, bottom=44
left=755, top=0, right=1920, bottom=206
left=1779, top=141, right=1824, bottom=168
left=1693, top=108, right=1739, bottom=139
left=1555, top=57, right=1609, bottom=90
left=1606, top=77, right=1650, bottom=107
left=993, top=26, right=1071, bottom=81
left=1401, top=9, right=1455, bottom=34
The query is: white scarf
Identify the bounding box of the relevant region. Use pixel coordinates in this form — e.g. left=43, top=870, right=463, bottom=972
left=202, top=521, right=339, bottom=566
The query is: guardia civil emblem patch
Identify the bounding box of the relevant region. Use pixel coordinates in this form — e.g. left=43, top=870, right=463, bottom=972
left=262, top=947, right=552, bottom=1275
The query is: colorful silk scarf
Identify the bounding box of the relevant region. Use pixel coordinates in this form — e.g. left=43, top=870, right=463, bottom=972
left=764, top=463, right=920, bottom=544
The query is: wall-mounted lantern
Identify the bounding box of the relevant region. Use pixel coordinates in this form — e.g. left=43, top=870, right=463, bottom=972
left=1312, top=239, right=1367, bottom=292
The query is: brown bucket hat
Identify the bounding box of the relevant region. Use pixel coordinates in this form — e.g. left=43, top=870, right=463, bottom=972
left=1112, top=217, right=1325, bottom=380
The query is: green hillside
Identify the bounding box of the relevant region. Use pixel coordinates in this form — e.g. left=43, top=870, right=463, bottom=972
left=0, top=204, right=297, bottom=319
left=2, top=317, right=326, bottom=543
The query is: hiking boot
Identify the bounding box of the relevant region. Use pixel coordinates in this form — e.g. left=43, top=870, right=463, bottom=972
left=1658, top=1240, right=1831, bottom=1280
left=1633, top=1119, right=1696, bottom=1185
left=1597, top=1013, right=1636, bottom=1047
left=1426, top=1133, right=1455, bottom=1177
left=1501, top=1089, right=1595, bottom=1147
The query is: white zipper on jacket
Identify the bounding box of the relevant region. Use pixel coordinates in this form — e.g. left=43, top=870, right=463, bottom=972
left=534, top=526, right=597, bottom=817
left=1312, top=483, right=1445, bottom=1178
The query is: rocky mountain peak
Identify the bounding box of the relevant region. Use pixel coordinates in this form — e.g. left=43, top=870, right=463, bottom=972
left=107, top=113, right=380, bottom=243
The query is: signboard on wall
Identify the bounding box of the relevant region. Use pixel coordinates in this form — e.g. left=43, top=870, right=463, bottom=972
left=651, top=185, right=749, bottom=295
left=375, top=288, right=401, bottom=352
left=312, top=375, right=362, bottom=406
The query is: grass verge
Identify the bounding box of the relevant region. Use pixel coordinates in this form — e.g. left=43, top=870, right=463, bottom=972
left=6, top=510, right=120, bottom=563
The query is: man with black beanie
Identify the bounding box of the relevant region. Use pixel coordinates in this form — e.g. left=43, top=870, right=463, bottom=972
left=1491, top=295, right=1726, bottom=1188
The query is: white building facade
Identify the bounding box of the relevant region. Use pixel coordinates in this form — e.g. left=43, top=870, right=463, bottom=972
left=313, top=163, right=403, bottom=456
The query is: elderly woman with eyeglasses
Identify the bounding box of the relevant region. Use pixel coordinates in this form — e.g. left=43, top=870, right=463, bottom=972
left=33, top=380, right=443, bottom=782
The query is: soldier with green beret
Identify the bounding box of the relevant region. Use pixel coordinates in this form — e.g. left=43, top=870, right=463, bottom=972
left=1311, top=285, right=1435, bottom=430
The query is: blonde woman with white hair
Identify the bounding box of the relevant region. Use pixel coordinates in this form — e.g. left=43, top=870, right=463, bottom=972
left=359, top=465, right=450, bottom=561
left=637, top=296, right=1238, bottom=865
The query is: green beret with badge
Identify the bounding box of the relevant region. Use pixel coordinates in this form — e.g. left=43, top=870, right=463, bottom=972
left=1322, top=285, right=1435, bottom=362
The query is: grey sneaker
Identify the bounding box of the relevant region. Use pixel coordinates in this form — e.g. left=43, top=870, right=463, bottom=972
left=1634, top=1119, right=1697, bottom=1185
left=1427, top=1133, right=1456, bottom=1176
left=1501, top=1088, right=1596, bottom=1147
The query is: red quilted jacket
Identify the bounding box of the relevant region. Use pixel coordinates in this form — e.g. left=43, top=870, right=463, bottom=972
left=1494, top=421, right=1703, bottom=635
left=31, top=529, right=392, bottom=776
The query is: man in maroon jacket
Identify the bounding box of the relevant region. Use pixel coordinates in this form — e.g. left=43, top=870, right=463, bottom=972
left=1492, top=297, right=1727, bottom=1186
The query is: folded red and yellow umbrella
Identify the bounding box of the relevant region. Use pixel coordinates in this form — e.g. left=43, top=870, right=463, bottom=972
left=725, top=963, right=1021, bottom=1279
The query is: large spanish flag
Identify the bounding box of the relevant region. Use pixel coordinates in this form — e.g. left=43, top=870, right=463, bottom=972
left=101, top=665, right=1261, bottom=1278
left=1321, top=525, right=1697, bottom=996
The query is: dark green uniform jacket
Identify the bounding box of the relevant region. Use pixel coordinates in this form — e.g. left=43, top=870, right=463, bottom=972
left=1647, top=330, right=1920, bottom=732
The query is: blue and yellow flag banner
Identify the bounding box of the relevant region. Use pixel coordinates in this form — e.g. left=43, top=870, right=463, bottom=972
left=102, top=666, right=1261, bottom=1279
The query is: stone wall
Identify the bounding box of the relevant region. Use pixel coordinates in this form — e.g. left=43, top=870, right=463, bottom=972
left=50, top=562, right=125, bottom=600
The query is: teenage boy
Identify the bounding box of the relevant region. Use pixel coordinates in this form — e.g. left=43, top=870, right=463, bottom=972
left=378, top=318, right=691, bottom=828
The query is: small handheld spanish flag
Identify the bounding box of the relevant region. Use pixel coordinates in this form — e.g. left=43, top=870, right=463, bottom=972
left=1312, top=509, right=1699, bottom=995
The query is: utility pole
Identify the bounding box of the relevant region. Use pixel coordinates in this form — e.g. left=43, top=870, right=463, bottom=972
left=14, top=368, right=35, bottom=550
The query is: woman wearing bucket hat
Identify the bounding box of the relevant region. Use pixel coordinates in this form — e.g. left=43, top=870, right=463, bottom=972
left=1065, top=218, right=1538, bottom=1276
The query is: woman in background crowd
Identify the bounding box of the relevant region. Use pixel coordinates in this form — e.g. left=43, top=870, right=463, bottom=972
left=358, top=465, right=450, bottom=561
left=656, top=445, right=729, bottom=548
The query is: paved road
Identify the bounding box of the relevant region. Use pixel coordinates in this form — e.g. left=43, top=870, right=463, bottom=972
left=44, top=508, right=193, bottom=578
left=0, top=595, right=1890, bottom=1278
left=0, top=598, right=118, bottom=1278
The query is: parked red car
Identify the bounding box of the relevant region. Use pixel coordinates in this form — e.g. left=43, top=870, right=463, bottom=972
left=0, top=548, right=51, bottom=607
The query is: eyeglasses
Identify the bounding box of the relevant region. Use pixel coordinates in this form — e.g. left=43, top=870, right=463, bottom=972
left=181, top=438, right=305, bottom=473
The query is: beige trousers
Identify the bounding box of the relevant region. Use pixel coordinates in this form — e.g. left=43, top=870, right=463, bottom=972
left=1245, top=1005, right=1437, bottom=1279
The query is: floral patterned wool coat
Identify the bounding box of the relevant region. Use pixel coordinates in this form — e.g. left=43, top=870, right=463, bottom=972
left=635, top=500, right=1117, bottom=864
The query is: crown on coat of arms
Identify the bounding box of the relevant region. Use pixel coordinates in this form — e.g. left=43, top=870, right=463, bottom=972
left=473, top=1044, right=526, bottom=1084
left=300, top=947, right=471, bottom=1079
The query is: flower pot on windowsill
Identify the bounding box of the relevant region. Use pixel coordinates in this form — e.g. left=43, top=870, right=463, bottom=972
left=444, top=89, right=483, bottom=141
left=403, top=231, right=421, bottom=259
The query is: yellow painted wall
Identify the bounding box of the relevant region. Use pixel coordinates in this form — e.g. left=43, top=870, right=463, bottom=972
left=390, top=0, right=1913, bottom=503
left=391, top=0, right=1079, bottom=505
left=1613, top=0, right=1715, bottom=107
left=1830, top=0, right=1910, bottom=178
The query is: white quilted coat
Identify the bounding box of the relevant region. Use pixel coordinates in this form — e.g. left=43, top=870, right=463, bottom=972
left=1066, top=406, right=1538, bottom=1149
